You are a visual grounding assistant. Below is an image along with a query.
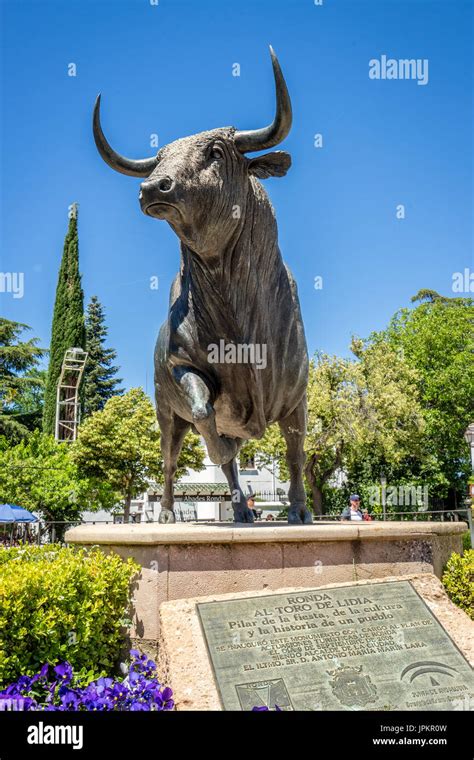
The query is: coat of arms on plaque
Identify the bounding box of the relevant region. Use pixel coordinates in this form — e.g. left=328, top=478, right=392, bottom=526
left=327, top=665, right=378, bottom=708
left=235, top=679, right=293, bottom=711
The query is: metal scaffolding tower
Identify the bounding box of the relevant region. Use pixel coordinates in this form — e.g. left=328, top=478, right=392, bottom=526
left=55, top=348, right=88, bottom=441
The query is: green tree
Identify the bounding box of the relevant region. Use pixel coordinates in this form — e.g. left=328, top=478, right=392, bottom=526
left=345, top=338, right=427, bottom=512
left=240, top=357, right=361, bottom=515
left=308, top=343, right=424, bottom=515
left=72, top=387, right=206, bottom=521
left=240, top=424, right=289, bottom=479
left=372, top=292, right=474, bottom=508
left=43, top=206, right=86, bottom=434
left=7, top=368, right=47, bottom=434
left=0, top=318, right=45, bottom=442
left=0, top=430, right=114, bottom=525
left=83, top=296, right=123, bottom=417
left=304, top=354, right=364, bottom=516
left=242, top=292, right=472, bottom=515
left=244, top=347, right=425, bottom=516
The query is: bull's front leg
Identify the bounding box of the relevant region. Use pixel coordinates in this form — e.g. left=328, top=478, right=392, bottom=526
left=173, top=367, right=238, bottom=466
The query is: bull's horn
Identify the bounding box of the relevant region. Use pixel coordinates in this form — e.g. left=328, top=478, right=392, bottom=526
left=93, top=95, right=158, bottom=178
left=234, top=46, right=292, bottom=154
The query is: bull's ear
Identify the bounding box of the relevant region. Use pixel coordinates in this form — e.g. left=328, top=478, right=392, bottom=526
left=248, top=151, right=291, bottom=179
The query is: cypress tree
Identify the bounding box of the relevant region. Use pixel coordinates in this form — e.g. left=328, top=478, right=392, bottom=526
left=43, top=205, right=86, bottom=434
left=83, top=296, right=123, bottom=417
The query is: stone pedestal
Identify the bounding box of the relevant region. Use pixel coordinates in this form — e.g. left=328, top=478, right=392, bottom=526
left=64, top=520, right=466, bottom=653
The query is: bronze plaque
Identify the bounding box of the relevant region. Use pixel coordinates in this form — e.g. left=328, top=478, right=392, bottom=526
left=197, top=580, right=474, bottom=711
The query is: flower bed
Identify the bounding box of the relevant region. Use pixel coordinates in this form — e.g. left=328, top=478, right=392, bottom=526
left=0, top=650, right=173, bottom=711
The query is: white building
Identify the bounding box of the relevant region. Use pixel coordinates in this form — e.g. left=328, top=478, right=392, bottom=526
left=82, top=444, right=289, bottom=524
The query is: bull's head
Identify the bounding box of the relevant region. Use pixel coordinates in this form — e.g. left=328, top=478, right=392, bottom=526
left=93, top=46, right=292, bottom=254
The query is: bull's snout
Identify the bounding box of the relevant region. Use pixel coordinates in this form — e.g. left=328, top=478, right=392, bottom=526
left=139, top=176, right=176, bottom=216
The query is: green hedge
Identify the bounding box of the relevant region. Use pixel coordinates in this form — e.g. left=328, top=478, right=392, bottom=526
left=462, top=530, right=471, bottom=551
left=442, top=550, right=474, bottom=620
left=0, top=544, right=139, bottom=688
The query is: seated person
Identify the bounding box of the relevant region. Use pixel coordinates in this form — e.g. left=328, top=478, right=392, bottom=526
left=341, top=494, right=363, bottom=521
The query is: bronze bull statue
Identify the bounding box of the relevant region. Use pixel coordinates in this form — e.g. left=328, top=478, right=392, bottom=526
left=93, top=47, right=311, bottom=525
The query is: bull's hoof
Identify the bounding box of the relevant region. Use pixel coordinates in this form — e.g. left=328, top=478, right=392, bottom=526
left=288, top=505, right=313, bottom=525
left=233, top=507, right=255, bottom=524
left=159, top=509, right=176, bottom=524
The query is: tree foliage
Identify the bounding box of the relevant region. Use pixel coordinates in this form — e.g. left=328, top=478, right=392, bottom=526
left=245, top=293, right=472, bottom=514
left=372, top=293, right=474, bottom=506
left=0, top=319, right=45, bottom=442
left=43, top=208, right=85, bottom=434
left=7, top=368, right=47, bottom=435
left=0, top=430, right=114, bottom=523
left=245, top=345, right=425, bottom=515
left=72, top=388, right=205, bottom=521
left=307, top=343, right=425, bottom=514
left=83, top=296, right=123, bottom=418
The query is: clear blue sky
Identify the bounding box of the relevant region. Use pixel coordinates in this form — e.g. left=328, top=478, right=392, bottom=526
left=1, top=0, right=472, bottom=391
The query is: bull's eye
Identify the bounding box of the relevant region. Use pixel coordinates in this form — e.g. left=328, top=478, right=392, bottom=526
left=210, top=146, right=224, bottom=160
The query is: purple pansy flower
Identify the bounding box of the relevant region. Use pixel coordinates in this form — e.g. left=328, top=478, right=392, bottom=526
left=0, top=649, right=173, bottom=712
left=53, top=662, right=73, bottom=684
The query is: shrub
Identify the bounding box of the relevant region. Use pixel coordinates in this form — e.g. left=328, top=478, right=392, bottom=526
left=442, top=550, right=474, bottom=620
left=0, top=544, right=139, bottom=688
left=0, top=650, right=173, bottom=711
left=462, top=530, right=471, bottom=551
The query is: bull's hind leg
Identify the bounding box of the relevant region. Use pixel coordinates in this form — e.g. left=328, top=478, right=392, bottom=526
left=156, top=407, right=191, bottom=524
left=279, top=397, right=313, bottom=525
left=174, top=367, right=238, bottom=465
left=222, top=458, right=254, bottom=524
